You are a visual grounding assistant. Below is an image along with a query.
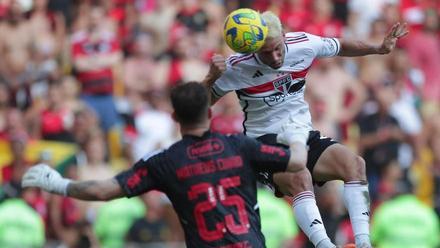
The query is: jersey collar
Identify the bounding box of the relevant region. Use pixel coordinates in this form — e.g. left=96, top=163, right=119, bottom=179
left=183, top=130, right=212, bottom=139
left=254, top=53, right=262, bottom=65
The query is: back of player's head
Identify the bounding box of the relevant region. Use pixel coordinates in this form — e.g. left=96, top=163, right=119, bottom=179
left=261, top=11, right=283, bottom=39
left=170, top=82, right=209, bottom=126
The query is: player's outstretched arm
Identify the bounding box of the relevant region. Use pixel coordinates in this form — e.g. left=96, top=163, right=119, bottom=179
left=66, top=179, right=124, bottom=201
left=338, top=22, right=408, bottom=57
left=22, top=164, right=125, bottom=201
left=202, top=53, right=226, bottom=105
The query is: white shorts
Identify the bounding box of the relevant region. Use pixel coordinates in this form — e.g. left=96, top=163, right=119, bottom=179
left=276, top=118, right=312, bottom=146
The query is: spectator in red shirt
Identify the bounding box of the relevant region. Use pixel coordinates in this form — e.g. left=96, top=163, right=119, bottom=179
left=0, top=82, right=11, bottom=140
left=402, top=8, right=440, bottom=102
left=304, top=0, right=343, bottom=37
left=280, top=0, right=311, bottom=32
left=71, top=4, right=122, bottom=132
left=400, top=0, right=440, bottom=31
left=166, top=25, right=209, bottom=86
left=1, top=134, right=32, bottom=201
left=38, top=82, right=74, bottom=142
left=210, top=93, right=244, bottom=135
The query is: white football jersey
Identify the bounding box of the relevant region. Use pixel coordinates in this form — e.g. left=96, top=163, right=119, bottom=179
left=212, top=32, right=340, bottom=138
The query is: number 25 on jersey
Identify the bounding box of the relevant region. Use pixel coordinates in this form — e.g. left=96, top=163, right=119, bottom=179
left=188, top=176, right=250, bottom=242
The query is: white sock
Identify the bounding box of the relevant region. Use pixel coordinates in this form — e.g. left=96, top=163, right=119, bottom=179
left=343, top=181, right=371, bottom=247
left=293, top=191, right=335, bottom=247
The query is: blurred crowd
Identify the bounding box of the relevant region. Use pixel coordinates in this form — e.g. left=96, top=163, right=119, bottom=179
left=0, top=0, right=439, bottom=247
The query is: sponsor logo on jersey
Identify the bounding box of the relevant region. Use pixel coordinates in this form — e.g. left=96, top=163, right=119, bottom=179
left=239, top=67, right=309, bottom=107
left=242, top=67, right=309, bottom=95
left=127, top=167, right=148, bottom=189
left=260, top=144, right=286, bottom=156
left=263, top=80, right=305, bottom=106
left=289, top=59, right=305, bottom=67
left=187, top=138, right=224, bottom=159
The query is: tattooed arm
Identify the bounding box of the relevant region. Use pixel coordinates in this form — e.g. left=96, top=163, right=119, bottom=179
left=66, top=179, right=125, bottom=201
left=338, top=22, right=408, bottom=56
left=22, top=164, right=126, bottom=201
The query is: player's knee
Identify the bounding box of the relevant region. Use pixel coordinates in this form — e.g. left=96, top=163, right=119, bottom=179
left=291, top=169, right=314, bottom=193
left=344, top=155, right=366, bottom=181
left=275, top=169, right=313, bottom=196
left=354, top=155, right=366, bottom=178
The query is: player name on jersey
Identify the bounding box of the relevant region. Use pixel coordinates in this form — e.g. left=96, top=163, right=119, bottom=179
left=176, top=155, right=243, bottom=180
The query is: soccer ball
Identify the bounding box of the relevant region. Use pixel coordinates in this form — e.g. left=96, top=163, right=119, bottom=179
left=223, top=8, right=268, bottom=53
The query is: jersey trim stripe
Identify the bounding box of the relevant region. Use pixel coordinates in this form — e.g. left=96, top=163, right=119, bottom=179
left=331, top=38, right=340, bottom=55
left=285, top=34, right=309, bottom=44
left=286, top=34, right=307, bottom=41
left=237, top=91, right=249, bottom=135
left=235, top=89, right=262, bottom=98
left=241, top=67, right=310, bottom=94
left=211, top=87, right=222, bottom=98
left=228, top=54, right=247, bottom=64
left=252, top=54, right=261, bottom=65
left=285, top=38, right=309, bottom=44
left=254, top=54, right=264, bottom=65
left=230, top=54, right=254, bottom=66
left=228, top=54, right=246, bottom=63
left=243, top=81, right=274, bottom=94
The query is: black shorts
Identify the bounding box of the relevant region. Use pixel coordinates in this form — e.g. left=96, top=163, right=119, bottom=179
left=256, top=130, right=338, bottom=196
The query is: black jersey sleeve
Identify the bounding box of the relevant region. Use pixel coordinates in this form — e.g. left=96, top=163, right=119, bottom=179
left=115, top=151, right=166, bottom=197
left=239, top=135, right=290, bottom=173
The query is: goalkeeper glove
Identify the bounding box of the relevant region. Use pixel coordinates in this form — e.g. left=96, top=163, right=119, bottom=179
left=21, top=163, right=71, bottom=196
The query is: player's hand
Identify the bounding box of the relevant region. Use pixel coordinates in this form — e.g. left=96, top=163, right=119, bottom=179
left=207, top=53, right=226, bottom=80
left=379, top=22, right=409, bottom=54
left=22, top=163, right=71, bottom=195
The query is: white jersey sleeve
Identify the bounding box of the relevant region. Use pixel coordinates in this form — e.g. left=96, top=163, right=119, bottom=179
left=211, top=55, right=249, bottom=98
left=211, top=66, right=234, bottom=98
left=305, top=33, right=340, bottom=58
